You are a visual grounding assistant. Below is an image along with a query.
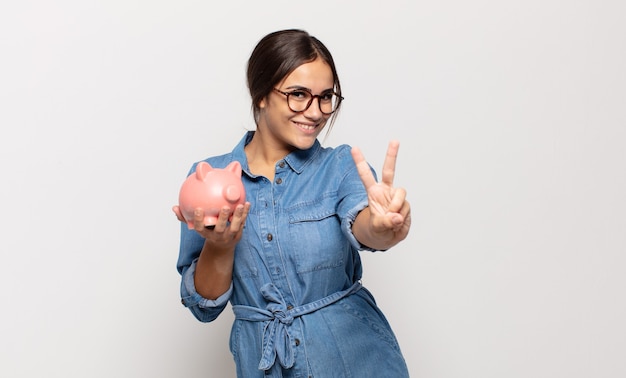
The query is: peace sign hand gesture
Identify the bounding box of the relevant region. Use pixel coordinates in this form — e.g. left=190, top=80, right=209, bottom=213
left=351, top=140, right=411, bottom=250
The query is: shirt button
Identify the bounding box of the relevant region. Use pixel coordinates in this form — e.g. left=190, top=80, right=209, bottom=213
left=295, top=338, right=300, bottom=346
left=267, top=233, right=273, bottom=241
left=279, top=161, right=286, bottom=168
left=287, top=305, right=293, bottom=310
left=275, top=178, right=283, bottom=184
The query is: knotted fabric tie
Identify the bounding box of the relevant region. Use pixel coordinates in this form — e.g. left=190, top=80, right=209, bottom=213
left=232, top=281, right=362, bottom=371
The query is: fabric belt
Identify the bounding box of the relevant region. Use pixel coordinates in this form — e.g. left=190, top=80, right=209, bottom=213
left=232, top=281, right=363, bottom=371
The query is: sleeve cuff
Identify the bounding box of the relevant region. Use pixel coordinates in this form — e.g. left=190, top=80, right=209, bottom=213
left=342, top=200, right=378, bottom=252
left=180, top=259, right=233, bottom=308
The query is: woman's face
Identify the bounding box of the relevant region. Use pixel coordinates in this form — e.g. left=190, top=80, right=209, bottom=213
left=257, top=58, right=334, bottom=152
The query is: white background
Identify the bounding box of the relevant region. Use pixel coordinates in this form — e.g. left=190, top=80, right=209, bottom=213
left=1, top=1, right=625, bottom=377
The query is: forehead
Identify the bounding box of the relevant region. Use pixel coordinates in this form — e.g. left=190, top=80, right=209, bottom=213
left=280, top=58, right=334, bottom=90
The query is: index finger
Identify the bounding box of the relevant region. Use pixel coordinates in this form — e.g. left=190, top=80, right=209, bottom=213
left=351, top=146, right=377, bottom=189
left=381, top=140, right=400, bottom=186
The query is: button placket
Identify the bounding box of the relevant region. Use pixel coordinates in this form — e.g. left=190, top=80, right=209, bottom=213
left=275, top=160, right=285, bottom=185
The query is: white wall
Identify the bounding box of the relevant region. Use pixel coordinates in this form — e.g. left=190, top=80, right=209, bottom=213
left=1, top=1, right=624, bottom=377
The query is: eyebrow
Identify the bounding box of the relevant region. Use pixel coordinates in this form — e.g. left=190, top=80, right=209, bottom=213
left=284, top=85, right=335, bottom=93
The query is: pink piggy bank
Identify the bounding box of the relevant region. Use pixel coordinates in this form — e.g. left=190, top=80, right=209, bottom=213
left=174, top=161, right=246, bottom=229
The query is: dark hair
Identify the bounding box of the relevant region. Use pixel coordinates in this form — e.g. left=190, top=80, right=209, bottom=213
left=246, top=29, right=342, bottom=128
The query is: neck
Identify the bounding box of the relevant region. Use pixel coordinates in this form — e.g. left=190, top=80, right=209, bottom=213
left=245, top=132, right=290, bottom=180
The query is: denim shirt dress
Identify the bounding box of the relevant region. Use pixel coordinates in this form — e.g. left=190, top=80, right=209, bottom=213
left=177, top=131, right=409, bottom=378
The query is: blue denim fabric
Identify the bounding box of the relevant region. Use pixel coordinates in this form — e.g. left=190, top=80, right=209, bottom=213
left=177, top=132, right=409, bottom=377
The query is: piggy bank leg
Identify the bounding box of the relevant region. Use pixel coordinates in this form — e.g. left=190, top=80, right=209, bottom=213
left=204, top=216, right=219, bottom=228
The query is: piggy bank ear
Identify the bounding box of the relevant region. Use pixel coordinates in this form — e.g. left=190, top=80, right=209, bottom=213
left=225, top=161, right=242, bottom=176
left=195, top=161, right=213, bottom=180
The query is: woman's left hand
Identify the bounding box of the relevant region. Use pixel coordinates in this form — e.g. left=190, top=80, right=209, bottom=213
left=351, top=140, right=411, bottom=250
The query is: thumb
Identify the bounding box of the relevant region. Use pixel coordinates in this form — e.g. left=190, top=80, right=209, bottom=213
left=172, top=206, right=185, bottom=222
left=388, top=212, right=404, bottom=228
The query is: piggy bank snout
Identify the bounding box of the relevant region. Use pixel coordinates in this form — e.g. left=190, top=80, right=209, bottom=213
left=224, top=184, right=243, bottom=203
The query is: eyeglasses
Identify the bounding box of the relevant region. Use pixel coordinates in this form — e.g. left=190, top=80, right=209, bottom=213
left=273, top=88, right=343, bottom=115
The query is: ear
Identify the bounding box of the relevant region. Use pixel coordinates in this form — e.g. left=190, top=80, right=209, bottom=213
left=226, top=161, right=242, bottom=176
left=195, top=161, right=213, bottom=180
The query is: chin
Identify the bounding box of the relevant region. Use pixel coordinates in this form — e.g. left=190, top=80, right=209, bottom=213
left=292, top=134, right=320, bottom=150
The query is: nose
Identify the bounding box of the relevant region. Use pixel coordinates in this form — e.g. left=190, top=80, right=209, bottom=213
left=303, top=96, right=323, bottom=119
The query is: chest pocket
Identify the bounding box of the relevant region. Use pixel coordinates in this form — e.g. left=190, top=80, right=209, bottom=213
left=287, top=194, right=347, bottom=274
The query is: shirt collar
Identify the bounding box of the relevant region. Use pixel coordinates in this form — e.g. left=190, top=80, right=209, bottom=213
left=232, top=131, right=321, bottom=176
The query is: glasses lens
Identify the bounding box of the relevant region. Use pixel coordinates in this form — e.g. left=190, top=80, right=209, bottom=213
left=287, top=91, right=340, bottom=114
left=319, top=93, right=339, bottom=115
left=287, top=90, right=311, bottom=112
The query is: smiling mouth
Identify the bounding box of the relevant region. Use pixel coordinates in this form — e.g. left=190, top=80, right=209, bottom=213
left=293, top=121, right=318, bottom=131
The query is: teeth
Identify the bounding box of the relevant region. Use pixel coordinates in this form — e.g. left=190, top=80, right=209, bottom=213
left=295, top=122, right=316, bottom=130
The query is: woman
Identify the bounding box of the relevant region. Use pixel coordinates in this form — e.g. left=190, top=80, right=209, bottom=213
left=174, top=29, right=411, bottom=377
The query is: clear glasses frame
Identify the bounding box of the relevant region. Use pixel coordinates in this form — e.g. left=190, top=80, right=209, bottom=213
left=273, top=88, right=343, bottom=115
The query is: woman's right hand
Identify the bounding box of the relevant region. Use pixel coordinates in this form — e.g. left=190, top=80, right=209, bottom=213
left=190, top=203, right=251, bottom=249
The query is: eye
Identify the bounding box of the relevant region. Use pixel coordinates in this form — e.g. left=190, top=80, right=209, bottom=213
left=289, top=90, right=310, bottom=100
left=320, top=92, right=335, bottom=102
